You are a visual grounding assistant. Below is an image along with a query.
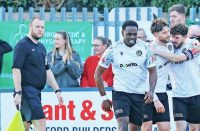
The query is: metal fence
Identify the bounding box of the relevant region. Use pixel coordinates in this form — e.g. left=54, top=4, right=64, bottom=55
left=0, top=6, right=199, bottom=41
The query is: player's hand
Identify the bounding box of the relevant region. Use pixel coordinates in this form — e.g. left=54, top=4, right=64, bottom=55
left=56, top=92, right=64, bottom=105
left=191, top=40, right=200, bottom=55
left=14, top=94, right=22, bottom=110
left=144, top=91, right=153, bottom=104
left=102, top=99, right=112, bottom=112
left=154, top=100, right=165, bottom=113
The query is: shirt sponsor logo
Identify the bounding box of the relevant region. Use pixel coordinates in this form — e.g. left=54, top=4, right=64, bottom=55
left=173, top=61, right=183, bottom=64
left=136, top=50, right=142, bottom=56
left=167, top=45, right=173, bottom=51
left=120, top=63, right=138, bottom=67
left=182, top=48, right=187, bottom=53
left=158, top=60, right=171, bottom=69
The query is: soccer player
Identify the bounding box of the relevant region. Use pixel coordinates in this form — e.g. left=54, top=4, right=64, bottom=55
left=153, top=23, right=200, bottom=131
left=142, top=18, right=172, bottom=131
left=95, top=20, right=157, bottom=131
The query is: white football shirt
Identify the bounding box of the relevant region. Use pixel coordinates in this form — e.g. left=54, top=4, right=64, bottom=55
left=171, top=39, right=200, bottom=97
left=99, top=39, right=156, bottom=94
left=151, top=41, right=173, bottom=93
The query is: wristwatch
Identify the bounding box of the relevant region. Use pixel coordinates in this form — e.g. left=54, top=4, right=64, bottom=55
left=15, top=90, right=22, bottom=95
left=55, top=89, right=61, bottom=94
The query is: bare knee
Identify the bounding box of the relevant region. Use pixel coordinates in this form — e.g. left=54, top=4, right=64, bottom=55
left=117, top=117, right=129, bottom=131
left=130, top=123, right=141, bottom=131
left=32, top=119, right=46, bottom=131
left=176, top=121, right=187, bottom=131
left=24, top=122, right=31, bottom=131
left=157, top=122, right=170, bottom=131
left=189, top=124, right=200, bottom=131
left=141, top=121, right=152, bottom=131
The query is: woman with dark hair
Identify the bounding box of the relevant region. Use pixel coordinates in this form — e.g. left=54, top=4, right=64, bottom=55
left=80, top=36, right=114, bottom=88
left=47, top=31, right=83, bottom=88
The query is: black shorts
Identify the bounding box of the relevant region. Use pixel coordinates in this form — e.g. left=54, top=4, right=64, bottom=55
left=20, top=86, right=45, bottom=122
left=143, top=92, right=170, bottom=123
left=173, top=95, right=200, bottom=124
left=112, top=90, right=145, bottom=126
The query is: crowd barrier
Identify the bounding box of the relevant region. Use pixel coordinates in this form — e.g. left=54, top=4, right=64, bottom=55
left=0, top=88, right=176, bottom=131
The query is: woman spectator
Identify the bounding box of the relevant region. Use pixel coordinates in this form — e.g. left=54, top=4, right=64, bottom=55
left=48, top=31, right=83, bottom=88
left=81, top=36, right=114, bottom=87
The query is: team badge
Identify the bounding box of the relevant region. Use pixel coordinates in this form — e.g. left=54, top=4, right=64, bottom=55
left=136, top=50, right=142, bottom=56
left=182, top=48, right=187, bottom=53
left=120, top=51, right=123, bottom=56
left=167, top=45, right=172, bottom=51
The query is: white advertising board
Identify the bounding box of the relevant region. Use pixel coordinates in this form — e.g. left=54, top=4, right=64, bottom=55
left=0, top=90, right=175, bottom=131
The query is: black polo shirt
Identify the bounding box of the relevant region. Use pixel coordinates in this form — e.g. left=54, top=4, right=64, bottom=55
left=12, top=36, right=48, bottom=90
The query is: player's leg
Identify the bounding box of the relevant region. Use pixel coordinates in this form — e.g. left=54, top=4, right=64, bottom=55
left=129, top=122, right=141, bottom=131
left=117, top=116, right=129, bottom=131
left=157, top=122, right=170, bottom=131
left=189, top=124, right=200, bottom=131
left=130, top=93, right=145, bottom=131
left=32, top=118, right=46, bottom=131
left=112, top=91, right=130, bottom=131
left=156, top=93, right=170, bottom=131
left=24, top=121, right=32, bottom=131
left=173, top=97, right=188, bottom=131
left=188, top=95, right=200, bottom=131
left=141, top=103, right=154, bottom=131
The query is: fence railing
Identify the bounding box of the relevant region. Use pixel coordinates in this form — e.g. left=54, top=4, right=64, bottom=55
left=0, top=7, right=199, bottom=41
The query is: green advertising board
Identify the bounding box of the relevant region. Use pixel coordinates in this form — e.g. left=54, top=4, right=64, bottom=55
left=0, top=22, right=92, bottom=89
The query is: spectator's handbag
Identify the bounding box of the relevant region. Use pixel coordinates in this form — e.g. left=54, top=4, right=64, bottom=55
left=5, top=111, right=25, bottom=131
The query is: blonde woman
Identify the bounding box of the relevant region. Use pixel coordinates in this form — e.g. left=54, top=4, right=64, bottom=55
left=47, top=31, right=83, bottom=88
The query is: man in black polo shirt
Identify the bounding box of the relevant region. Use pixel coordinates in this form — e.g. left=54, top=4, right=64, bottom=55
left=12, top=17, right=64, bottom=130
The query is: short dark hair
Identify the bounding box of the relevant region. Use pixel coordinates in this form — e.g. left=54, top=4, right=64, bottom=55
left=169, top=4, right=186, bottom=15
left=122, top=20, right=138, bottom=30
left=170, top=24, right=188, bottom=36
left=150, top=18, right=169, bottom=34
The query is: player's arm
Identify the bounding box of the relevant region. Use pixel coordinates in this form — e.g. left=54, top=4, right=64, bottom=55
left=149, top=67, right=157, bottom=93
left=95, top=65, right=107, bottom=96
left=95, top=47, right=113, bottom=111
left=153, top=40, right=200, bottom=62
left=46, top=69, right=64, bottom=105
left=154, top=49, right=187, bottom=62
left=95, top=65, right=112, bottom=111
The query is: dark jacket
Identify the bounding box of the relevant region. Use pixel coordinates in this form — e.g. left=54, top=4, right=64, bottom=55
left=0, top=40, right=13, bottom=74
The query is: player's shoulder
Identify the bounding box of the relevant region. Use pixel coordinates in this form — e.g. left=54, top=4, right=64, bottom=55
left=137, top=39, right=149, bottom=49
left=182, top=38, right=197, bottom=50
left=112, top=41, right=123, bottom=47
left=106, top=40, right=123, bottom=51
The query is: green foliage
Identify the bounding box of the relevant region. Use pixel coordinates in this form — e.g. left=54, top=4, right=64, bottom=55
left=151, top=0, right=200, bottom=14
left=0, top=0, right=200, bottom=13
